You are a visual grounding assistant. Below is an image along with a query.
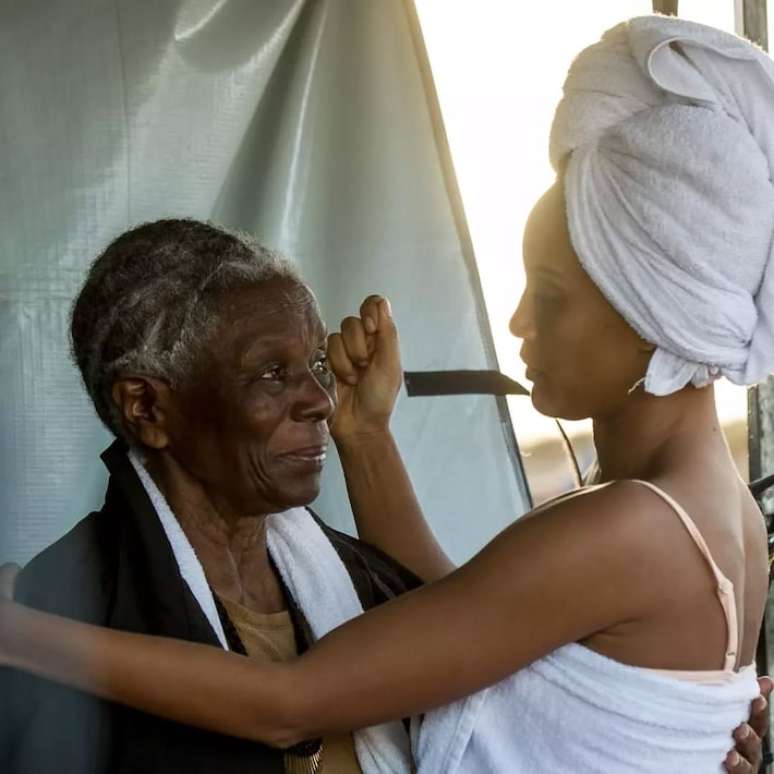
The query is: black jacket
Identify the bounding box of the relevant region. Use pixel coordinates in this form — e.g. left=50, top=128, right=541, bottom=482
left=0, top=441, right=422, bottom=773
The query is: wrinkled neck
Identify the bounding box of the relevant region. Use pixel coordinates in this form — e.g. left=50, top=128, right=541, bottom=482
left=142, top=451, right=285, bottom=613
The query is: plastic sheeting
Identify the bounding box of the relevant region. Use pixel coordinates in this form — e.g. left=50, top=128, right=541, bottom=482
left=0, top=0, right=530, bottom=566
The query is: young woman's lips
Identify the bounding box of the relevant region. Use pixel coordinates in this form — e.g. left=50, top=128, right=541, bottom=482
left=525, top=367, right=543, bottom=381
left=279, top=446, right=328, bottom=469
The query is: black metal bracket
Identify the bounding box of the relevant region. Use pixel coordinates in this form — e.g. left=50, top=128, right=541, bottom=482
left=404, top=370, right=529, bottom=397
left=750, top=473, right=774, bottom=500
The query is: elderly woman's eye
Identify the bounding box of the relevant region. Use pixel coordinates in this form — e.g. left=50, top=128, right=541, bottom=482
left=312, top=356, right=334, bottom=386
left=260, top=365, right=286, bottom=381
left=312, top=355, right=331, bottom=375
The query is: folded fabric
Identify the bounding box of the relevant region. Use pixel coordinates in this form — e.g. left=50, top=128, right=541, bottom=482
left=551, top=16, right=774, bottom=395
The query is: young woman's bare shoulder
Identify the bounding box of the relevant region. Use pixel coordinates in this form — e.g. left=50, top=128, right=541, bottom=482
left=528, top=480, right=673, bottom=530
left=514, top=481, right=678, bottom=580
left=456, top=481, right=679, bottom=648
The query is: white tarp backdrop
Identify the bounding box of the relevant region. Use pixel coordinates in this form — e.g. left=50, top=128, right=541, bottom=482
left=0, top=0, right=530, bottom=566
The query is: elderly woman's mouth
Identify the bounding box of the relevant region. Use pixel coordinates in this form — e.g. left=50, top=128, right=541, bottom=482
left=278, top=446, right=328, bottom=469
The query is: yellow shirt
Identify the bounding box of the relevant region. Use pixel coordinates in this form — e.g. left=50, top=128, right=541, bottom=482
left=218, top=595, right=363, bottom=774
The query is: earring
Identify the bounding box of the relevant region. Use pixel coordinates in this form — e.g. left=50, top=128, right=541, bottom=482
left=627, top=376, right=645, bottom=395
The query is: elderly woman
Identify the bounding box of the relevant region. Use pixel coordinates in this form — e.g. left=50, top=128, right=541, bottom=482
left=0, top=219, right=421, bottom=773
left=1, top=17, right=773, bottom=772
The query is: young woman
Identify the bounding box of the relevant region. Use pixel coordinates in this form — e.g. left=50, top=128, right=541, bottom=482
left=1, top=15, right=772, bottom=773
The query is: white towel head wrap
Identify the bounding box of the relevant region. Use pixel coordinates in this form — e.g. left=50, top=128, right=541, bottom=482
left=550, top=16, right=774, bottom=395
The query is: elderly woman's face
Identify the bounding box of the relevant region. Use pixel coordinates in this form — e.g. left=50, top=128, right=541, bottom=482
left=510, top=182, right=649, bottom=420
left=164, top=278, right=335, bottom=515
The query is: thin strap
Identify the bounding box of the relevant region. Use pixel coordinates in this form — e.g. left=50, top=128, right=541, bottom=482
left=532, top=483, right=609, bottom=514
left=631, top=480, right=738, bottom=671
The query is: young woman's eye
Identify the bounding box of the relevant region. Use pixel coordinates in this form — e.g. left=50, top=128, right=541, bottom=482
left=532, top=285, right=564, bottom=307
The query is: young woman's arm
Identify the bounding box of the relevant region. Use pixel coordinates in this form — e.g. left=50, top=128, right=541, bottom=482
left=0, top=481, right=656, bottom=746
left=328, top=296, right=454, bottom=582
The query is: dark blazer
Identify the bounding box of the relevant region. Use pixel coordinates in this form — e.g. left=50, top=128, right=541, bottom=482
left=0, top=441, right=422, bottom=773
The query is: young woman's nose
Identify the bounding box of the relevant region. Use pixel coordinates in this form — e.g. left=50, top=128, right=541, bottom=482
left=509, top=292, right=533, bottom=340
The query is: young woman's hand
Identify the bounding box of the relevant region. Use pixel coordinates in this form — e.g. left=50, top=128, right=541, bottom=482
left=327, top=295, right=402, bottom=446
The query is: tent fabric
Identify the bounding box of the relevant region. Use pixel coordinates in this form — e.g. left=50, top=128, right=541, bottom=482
left=0, top=0, right=530, bottom=566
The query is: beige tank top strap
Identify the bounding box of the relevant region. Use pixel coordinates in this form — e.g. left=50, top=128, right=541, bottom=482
left=631, top=479, right=738, bottom=671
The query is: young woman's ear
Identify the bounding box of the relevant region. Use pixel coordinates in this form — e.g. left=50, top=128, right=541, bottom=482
left=111, top=376, right=173, bottom=449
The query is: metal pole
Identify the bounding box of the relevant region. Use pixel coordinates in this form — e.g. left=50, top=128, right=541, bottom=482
left=738, top=7, right=772, bottom=770
left=736, top=0, right=769, bottom=49
left=749, top=387, right=774, bottom=766
left=652, top=0, right=679, bottom=15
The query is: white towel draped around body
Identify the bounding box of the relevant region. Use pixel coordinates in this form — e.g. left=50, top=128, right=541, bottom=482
left=551, top=16, right=774, bottom=395
left=417, top=644, right=757, bottom=774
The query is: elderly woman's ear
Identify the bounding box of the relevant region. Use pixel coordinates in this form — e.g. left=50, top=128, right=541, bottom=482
left=111, top=376, right=173, bottom=450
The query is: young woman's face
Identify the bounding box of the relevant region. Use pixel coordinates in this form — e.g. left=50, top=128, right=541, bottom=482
left=510, top=182, right=651, bottom=421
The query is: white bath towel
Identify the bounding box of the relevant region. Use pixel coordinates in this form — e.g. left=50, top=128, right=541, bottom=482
left=416, top=643, right=758, bottom=773
left=551, top=16, right=774, bottom=395
left=129, top=451, right=412, bottom=773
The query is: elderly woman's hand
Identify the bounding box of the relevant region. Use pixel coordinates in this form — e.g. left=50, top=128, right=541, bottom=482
left=0, top=562, right=19, bottom=602
left=724, top=676, right=773, bottom=773
left=327, top=295, right=402, bottom=445
left=0, top=563, right=20, bottom=666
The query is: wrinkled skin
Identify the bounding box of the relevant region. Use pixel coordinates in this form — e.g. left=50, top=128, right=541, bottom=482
left=154, top=279, right=336, bottom=515
left=109, top=277, right=337, bottom=612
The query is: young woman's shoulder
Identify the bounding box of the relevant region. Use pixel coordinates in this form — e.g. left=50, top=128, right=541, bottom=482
left=525, top=479, right=679, bottom=546
left=456, top=482, right=681, bottom=644
left=505, top=480, right=684, bottom=607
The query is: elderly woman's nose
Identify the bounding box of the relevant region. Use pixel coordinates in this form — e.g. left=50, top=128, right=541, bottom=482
left=293, top=371, right=335, bottom=422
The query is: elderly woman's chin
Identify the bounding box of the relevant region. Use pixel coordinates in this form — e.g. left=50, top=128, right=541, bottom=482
left=261, top=463, right=327, bottom=513
left=285, top=472, right=324, bottom=509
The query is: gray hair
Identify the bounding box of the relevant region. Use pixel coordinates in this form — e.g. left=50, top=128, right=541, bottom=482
left=71, top=219, right=302, bottom=442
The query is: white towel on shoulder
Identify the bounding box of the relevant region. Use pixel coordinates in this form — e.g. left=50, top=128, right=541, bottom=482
left=267, top=508, right=414, bottom=773
left=551, top=16, right=774, bottom=395
left=129, top=451, right=230, bottom=648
